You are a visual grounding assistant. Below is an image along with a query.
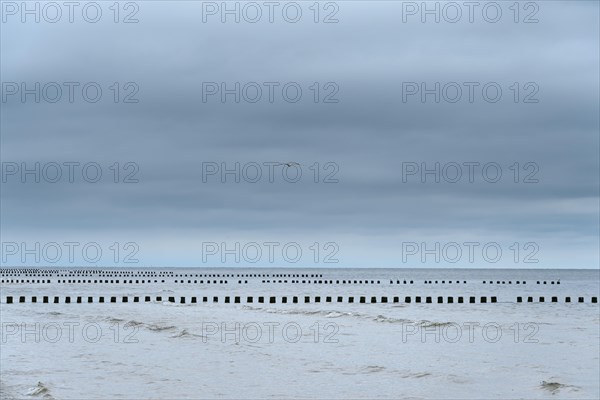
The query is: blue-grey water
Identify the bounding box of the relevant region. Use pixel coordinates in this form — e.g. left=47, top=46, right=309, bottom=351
left=1, top=268, right=599, bottom=399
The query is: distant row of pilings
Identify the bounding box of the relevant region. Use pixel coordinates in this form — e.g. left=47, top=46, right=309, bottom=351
left=1, top=279, right=562, bottom=285
left=1, top=269, right=324, bottom=278
left=4, top=295, right=597, bottom=304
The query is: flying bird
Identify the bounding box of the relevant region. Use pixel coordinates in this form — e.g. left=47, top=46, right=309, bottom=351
left=273, top=162, right=301, bottom=167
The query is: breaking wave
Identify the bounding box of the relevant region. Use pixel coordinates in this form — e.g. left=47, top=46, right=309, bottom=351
left=170, top=329, right=205, bottom=339
left=540, top=380, right=579, bottom=394
left=243, top=306, right=416, bottom=324
left=26, top=382, right=53, bottom=398
left=147, top=324, right=177, bottom=332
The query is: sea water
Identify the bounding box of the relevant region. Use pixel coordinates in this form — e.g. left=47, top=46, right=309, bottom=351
left=1, top=268, right=598, bottom=399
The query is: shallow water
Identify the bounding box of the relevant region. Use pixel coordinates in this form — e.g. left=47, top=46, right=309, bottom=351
left=1, top=268, right=599, bottom=399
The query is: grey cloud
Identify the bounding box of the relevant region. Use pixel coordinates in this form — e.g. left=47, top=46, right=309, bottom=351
left=1, top=1, right=598, bottom=268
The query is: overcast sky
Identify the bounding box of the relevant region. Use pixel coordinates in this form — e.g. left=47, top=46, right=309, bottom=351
left=1, top=1, right=598, bottom=268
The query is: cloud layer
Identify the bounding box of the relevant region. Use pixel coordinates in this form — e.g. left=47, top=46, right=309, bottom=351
left=1, top=1, right=598, bottom=268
